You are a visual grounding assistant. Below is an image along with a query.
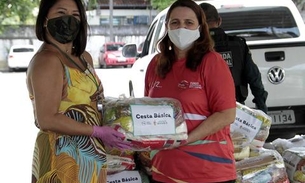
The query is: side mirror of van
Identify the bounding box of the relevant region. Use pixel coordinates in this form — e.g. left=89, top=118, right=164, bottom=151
left=122, top=44, right=137, bottom=58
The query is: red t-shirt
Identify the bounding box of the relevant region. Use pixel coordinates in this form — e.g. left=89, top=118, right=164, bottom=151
left=144, top=51, right=237, bottom=183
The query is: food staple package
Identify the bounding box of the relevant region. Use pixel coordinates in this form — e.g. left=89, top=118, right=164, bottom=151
left=102, top=97, right=188, bottom=151
left=231, top=102, right=272, bottom=149
left=106, top=170, right=150, bottom=183
left=236, top=148, right=289, bottom=183
left=266, top=135, right=305, bottom=155
left=282, top=147, right=305, bottom=183
left=105, top=146, right=136, bottom=174
left=106, top=154, right=136, bottom=174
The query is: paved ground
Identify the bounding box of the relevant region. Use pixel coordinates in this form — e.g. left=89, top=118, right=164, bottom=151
left=0, top=68, right=131, bottom=182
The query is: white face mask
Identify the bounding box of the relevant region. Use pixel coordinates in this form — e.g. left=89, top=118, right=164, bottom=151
left=168, top=27, right=200, bottom=50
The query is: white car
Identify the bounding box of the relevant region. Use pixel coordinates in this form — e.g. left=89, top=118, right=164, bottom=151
left=7, top=44, right=37, bottom=71
left=123, top=0, right=305, bottom=141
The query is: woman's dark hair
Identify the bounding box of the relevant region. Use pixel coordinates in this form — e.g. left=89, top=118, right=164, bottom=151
left=156, top=0, right=214, bottom=78
left=35, top=0, right=88, bottom=56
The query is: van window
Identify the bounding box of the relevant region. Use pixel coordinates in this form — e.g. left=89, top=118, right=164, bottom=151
left=141, top=14, right=166, bottom=57
left=152, top=15, right=166, bottom=53
left=140, top=21, right=157, bottom=57
left=219, top=6, right=299, bottom=40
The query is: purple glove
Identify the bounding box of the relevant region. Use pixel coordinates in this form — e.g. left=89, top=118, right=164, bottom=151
left=91, top=126, right=132, bottom=150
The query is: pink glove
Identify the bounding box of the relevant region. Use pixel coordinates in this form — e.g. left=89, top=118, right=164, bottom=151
left=91, top=126, right=131, bottom=150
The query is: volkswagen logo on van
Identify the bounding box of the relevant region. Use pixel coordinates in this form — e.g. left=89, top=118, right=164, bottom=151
left=267, top=66, right=285, bottom=84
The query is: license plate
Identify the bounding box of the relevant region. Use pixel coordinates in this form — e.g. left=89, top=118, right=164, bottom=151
left=118, top=57, right=126, bottom=62
left=268, top=110, right=295, bottom=125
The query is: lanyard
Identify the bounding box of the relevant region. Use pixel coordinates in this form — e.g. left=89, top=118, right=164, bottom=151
left=50, top=43, right=99, bottom=89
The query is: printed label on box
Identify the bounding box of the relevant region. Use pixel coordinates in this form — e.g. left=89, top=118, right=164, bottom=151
left=107, top=170, right=141, bottom=183
left=130, top=105, right=175, bottom=136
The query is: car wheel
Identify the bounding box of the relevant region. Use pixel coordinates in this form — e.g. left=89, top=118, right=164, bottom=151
left=98, top=58, right=103, bottom=68
left=8, top=67, right=14, bottom=72
left=129, top=81, right=135, bottom=97
left=99, top=59, right=107, bottom=69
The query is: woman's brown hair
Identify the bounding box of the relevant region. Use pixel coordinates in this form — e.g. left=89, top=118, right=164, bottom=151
left=156, top=0, right=214, bottom=78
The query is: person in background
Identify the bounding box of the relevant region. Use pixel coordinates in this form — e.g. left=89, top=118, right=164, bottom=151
left=144, top=0, right=237, bottom=182
left=200, top=2, right=268, bottom=113
left=26, top=0, right=130, bottom=182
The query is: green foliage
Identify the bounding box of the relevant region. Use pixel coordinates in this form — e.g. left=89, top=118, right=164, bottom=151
left=0, top=0, right=38, bottom=33
left=0, top=0, right=304, bottom=29
left=151, top=0, right=176, bottom=11
left=87, top=0, right=98, bottom=10
left=0, top=0, right=39, bottom=25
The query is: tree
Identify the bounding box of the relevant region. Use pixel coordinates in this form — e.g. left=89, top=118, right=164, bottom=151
left=0, top=0, right=304, bottom=26
left=151, top=0, right=175, bottom=11
left=0, top=0, right=39, bottom=25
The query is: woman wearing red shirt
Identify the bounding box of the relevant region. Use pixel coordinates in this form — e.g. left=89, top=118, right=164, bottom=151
left=144, top=0, right=237, bottom=182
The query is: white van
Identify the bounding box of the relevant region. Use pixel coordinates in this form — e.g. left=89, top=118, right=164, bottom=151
left=7, top=44, right=37, bottom=71
left=123, top=0, right=305, bottom=141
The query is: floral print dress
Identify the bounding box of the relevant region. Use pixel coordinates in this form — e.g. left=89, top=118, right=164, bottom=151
left=30, top=62, right=107, bottom=183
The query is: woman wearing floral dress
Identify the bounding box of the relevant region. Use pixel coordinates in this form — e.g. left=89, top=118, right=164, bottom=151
left=26, top=0, right=130, bottom=182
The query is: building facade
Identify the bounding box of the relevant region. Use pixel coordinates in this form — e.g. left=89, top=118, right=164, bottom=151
left=0, top=0, right=159, bottom=67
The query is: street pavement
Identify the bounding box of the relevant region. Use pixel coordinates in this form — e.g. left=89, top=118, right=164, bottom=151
left=0, top=68, right=130, bottom=182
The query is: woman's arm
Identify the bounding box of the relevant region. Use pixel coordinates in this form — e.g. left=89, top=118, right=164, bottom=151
left=27, top=51, right=93, bottom=136
left=186, top=108, right=236, bottom=143
left=186, top=52, right=236, bottom=143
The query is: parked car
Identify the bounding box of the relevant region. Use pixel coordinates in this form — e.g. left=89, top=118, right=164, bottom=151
left=98, top=42, right=136, bottom=68
left=123, top=0, right=305, bottom=141
left=7, top=44, right=37, bottom=71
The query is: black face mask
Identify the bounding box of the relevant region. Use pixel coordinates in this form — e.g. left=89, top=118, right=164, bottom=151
left=47, top=15, right=80, bottom=44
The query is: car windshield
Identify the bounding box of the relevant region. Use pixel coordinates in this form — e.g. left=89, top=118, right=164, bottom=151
left=106, top=44, right=124, bottom=51
left=219, top=6, right=299, bottom=41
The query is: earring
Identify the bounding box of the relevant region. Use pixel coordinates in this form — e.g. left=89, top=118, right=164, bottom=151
left=169, top=45, right=172, bottom=50
left=44, top=17, right=49, bottom=27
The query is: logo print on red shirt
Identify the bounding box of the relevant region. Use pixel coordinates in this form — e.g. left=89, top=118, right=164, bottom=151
left=178, top=80, right=189, bottom=89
